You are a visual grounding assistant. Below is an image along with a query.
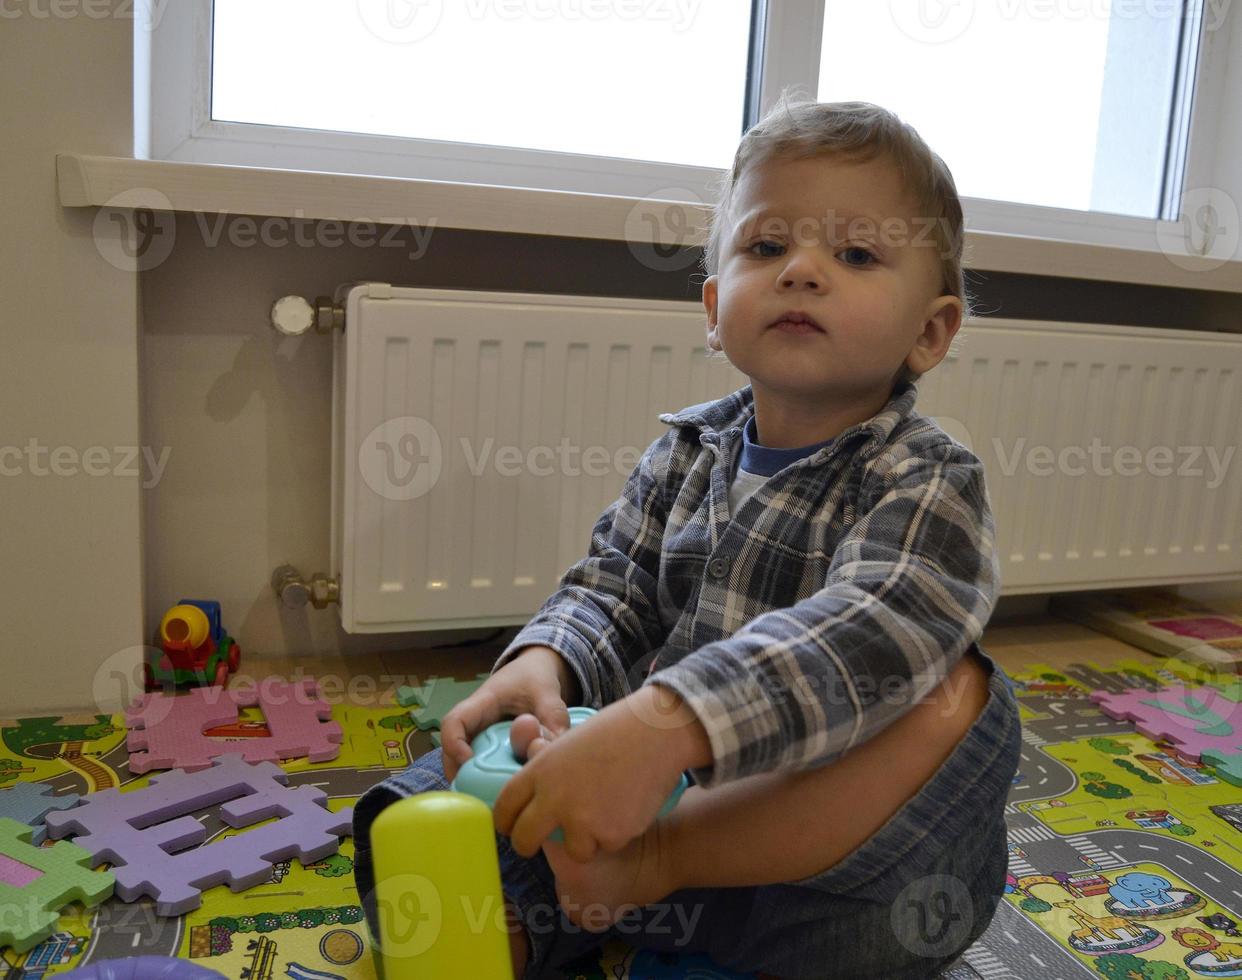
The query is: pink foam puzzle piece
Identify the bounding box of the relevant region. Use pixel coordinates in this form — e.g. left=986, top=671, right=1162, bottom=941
left=1090, top=682, right=1242, bottom=785
left=125, top=677, right=343, bottom=774
left=42, top=753, right=352, bottom=916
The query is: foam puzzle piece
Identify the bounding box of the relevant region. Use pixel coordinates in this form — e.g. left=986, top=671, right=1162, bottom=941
left=43, top=753, right=353, bottom=916
left=0, top=816, right=114, bottom=953
left=1091, top=682, right=1242, bottom=786
left=0, top=782, right=81, bottom=844
left=396, top=674, right=489, bottom=731
left=125, top=677, right=343, bottom=774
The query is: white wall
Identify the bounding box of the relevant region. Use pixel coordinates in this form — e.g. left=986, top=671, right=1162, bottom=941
left=0, top=10, right=143, bottom=714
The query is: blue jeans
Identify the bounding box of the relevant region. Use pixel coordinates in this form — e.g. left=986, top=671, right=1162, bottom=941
left=353, top=643, right=1021, bottom=979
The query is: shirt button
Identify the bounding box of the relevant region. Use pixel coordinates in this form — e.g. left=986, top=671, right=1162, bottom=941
left=707, top=555, right=731, bottom=579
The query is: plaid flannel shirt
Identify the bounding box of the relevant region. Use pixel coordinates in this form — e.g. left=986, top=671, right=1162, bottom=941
left=491, top=379, right=1000, bottom=789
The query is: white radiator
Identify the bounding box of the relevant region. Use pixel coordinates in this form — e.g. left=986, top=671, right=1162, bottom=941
left=331, top=283, right=1242, bottom=632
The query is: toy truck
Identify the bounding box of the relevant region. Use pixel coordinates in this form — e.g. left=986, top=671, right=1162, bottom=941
left=144, top=599, right=241, bottom=691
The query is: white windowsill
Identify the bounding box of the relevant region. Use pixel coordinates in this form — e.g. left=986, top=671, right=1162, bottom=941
left=58, top=154, right=1242, bottom=294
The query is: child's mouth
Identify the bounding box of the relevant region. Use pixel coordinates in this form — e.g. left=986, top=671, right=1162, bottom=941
left=771, top=320, right=823, bottom=335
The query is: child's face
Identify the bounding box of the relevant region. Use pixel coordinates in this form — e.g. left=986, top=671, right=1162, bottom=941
left=703, top=154, right=961, bottom=405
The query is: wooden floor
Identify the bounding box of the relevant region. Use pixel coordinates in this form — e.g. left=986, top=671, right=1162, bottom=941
left=234, top=612, right=1217, bottom=700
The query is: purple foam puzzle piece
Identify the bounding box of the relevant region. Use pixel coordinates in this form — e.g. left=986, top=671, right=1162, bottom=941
left=125, top=676, right=344, bottom=774
left=0, top=782, right=81, bottom=844
left=42, top=753, right=353, bottom=916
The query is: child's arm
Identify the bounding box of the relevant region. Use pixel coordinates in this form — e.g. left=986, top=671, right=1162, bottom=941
left=647, top=438, right=998, bottom=790
left=489, top=429, right=678, bottom=711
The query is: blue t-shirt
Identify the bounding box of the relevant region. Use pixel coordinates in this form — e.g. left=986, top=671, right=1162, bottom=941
left=728, top=414, right=838, bottom=516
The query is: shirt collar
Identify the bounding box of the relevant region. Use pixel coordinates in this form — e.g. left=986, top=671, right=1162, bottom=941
left=658, top=380, right=919, bottom=464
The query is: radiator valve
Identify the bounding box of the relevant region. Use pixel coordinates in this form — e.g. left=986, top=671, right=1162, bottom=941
left=270, top=295, right=345, bottom=336
left=271, top=563, right=340, bottom=609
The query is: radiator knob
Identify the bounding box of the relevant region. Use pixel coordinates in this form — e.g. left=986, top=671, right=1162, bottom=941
left=270, top=295, right=315, bottom=337
left=271, top=564, right=341, bottom=610
left=271, top=563, right=311, bottom=609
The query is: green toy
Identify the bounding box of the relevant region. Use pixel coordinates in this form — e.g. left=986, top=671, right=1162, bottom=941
left=370, top=793, right=513, bottom=979
left=396, top=674, right=490, bottom=731
left=0, top=816, right=114, bottom=953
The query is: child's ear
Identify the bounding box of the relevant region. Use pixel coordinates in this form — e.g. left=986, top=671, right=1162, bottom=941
left=703, top=275, right=722, bottom=351
left=907, top=294, right=963, bottom=375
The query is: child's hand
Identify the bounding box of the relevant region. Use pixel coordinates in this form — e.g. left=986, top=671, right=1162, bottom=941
left=491, top=691, right=691, bottom=863
left=439, top=646, right=575, bottom=785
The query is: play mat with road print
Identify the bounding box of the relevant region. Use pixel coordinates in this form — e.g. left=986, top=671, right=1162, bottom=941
left=0, top=656, right=1240, bottom=979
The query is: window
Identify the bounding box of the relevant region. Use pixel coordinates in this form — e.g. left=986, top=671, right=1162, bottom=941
left=144, top=0, right=1237, bottom=259
left=817, top=1, right=1206, bottom=221
left=211, top=0, right=754, bottom=171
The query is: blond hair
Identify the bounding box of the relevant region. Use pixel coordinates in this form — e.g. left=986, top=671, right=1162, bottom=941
left=701, top=90, right=971, bottom=385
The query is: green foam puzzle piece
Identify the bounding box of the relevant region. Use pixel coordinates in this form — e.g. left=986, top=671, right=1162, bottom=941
left=397, top=674, right=490, bottom=731
left=0, top=816, right=114, bottom=953
left=1200, top=747, right=1242, bottom=786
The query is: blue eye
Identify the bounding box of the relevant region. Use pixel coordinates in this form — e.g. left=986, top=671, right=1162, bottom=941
left=750, top=240, right=785, bottom=258
left=840, top=246, right=876, bottom=267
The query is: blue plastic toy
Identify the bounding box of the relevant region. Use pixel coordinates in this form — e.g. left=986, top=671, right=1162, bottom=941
left=450, top=706, right=689, bottom=842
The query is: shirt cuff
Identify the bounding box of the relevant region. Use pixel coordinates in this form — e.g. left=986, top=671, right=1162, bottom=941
left=493, top=625, right=598, bottom=708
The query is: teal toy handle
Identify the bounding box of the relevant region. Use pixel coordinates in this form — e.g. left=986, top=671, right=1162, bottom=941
left=449, top=706, right=690, bottom=842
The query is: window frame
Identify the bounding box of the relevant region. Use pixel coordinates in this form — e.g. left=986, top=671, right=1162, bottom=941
left=142, top=0, right=1239, bottom=262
